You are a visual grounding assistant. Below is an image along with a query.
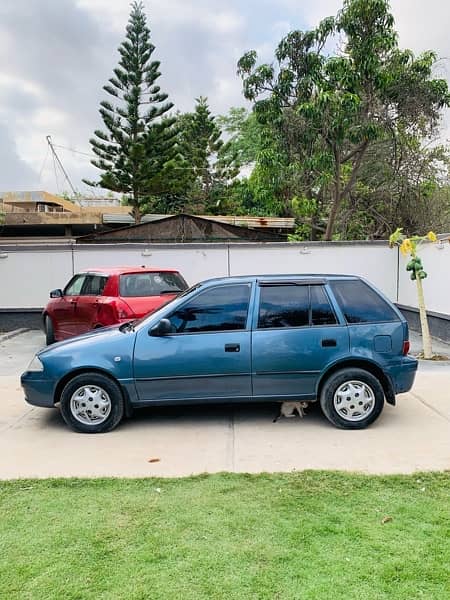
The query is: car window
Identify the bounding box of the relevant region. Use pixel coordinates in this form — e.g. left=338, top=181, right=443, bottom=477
left=311, top=286, right=337, bottom=326
left=167, top=284, right=251, bottom=333
left=330, top=280, right=398, bottom=323
left=64, top=275, right=87, bottom=296
left=258, top=285, right=309, bottom=328
left=258, top=284, right=338, bottom=328
left=81, top=275, right=108, bottom=296
left=120, top=272, right=187, bottom=297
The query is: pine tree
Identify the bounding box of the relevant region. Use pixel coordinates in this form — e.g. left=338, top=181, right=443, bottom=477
left=179, top=97, right=239, bottom=212
left=85, top=1, right=177, bottom=222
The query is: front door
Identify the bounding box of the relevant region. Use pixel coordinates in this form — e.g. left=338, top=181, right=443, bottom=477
left=252, top=282, right=349, bottom=399
left=133, top=283, right=253, bottom=403
left=53, top=274, right=87, bottom=339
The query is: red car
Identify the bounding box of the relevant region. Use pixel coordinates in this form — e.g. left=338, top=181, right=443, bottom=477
left=43, top=266, right=188, bottom=344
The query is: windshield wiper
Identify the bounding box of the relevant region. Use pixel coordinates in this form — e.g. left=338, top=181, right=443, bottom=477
left=159, top=289, right=183, bottom=295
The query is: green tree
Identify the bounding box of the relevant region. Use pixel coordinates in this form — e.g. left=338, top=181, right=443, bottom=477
left=340, top=133, right=450, bottom=239
left=85, top=1, right=178, bottom=222
left=238, top=0, right=450, bottom=239
left=217, top=107, right=301, bottom=218
left=174, top=98, right=240, bottom=213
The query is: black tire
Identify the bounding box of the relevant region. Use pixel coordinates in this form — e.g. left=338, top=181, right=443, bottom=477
left=59, top=372, right=124, bottom=433
left=44, top=315, right=55, bottom=345
left=320, top=368, right=384, bottom=429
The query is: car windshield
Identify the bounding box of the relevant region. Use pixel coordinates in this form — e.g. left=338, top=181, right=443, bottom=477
left=119, top=272, right=187, bottom=297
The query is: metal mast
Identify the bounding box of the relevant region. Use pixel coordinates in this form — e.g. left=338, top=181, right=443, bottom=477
left=46, top=135, right=80, bottom=203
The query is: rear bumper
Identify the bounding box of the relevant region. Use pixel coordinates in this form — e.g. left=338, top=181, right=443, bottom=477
left=386, top=356, right=418, bottom=395
left=21, top=372, right=56, bottom=408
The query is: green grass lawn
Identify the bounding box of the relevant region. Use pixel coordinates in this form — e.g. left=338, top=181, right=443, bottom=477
left=1, top=472, right=450, bottom=599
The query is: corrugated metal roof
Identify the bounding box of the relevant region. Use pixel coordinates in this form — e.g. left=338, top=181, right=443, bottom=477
left=103, top=213, right=295, bottom=229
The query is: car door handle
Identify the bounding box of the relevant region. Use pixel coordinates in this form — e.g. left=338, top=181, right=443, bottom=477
left=321, top=339, right=337, bottom=347
left=69, top=299, right=77, bottom=304
left=225, top=343, right=240, bottom=353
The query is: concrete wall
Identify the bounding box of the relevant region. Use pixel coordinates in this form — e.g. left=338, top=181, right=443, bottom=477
left=0, top=240, right=447, bottom=316
left=397, top=239, right=450, bottom=316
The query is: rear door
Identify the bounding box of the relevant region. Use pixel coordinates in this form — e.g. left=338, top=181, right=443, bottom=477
left=251, top=282, right=349, bottom=400
left=74, top=274, right=109, bottom=334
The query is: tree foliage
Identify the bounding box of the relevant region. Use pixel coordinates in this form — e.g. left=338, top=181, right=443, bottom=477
left=85, top=1, right=178, bottom=222
left=238, top=0, right=450, bottom=239
left=174, top=97, right=240, bottom=213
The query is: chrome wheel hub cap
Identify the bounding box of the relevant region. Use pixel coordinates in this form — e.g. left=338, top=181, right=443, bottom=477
left=70, top=385, right=111, bottom=426
left=333, top=380, right=375, bottom=422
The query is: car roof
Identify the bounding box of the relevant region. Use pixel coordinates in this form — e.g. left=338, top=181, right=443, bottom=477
left=79, top=266, right=180, bottom=276
left=198, top=273, right=361, bottom=286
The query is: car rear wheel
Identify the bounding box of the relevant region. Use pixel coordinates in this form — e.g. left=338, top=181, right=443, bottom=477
left=44, top=316, right=55, bottom=345
left=320, top=368, right=384, bottom=429
left=59, top=373, right=124, bottom=433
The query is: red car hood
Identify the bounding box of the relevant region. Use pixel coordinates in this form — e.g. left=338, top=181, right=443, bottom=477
left=121, top=294, right=177, bottom=317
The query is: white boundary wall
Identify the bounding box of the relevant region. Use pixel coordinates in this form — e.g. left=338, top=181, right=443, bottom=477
left=397, top=239, right=450, bottom=316
left=0, top=241, right=448, bottom=315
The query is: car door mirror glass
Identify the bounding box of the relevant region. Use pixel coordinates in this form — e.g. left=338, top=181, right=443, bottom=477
left=149, top=318, right=173, bottom=337
left=50, top=289, right=63, bottom=298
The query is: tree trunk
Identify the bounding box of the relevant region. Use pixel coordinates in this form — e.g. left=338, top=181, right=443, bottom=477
left=325, top=142, right=369, bottom=240
left=415, top=276, right=433, bottom=359
left=132, top=203, right=142, bottom=224
left=325, top=152, right=341, bottom=241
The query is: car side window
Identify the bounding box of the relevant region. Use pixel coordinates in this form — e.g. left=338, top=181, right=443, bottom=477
left=167, top=284, right=251, bottom=333
left=258, top=285, right=309, bottom=328
left=311, top=286, right=337, bottom=326
left=258, top=284, right=337, bottom=328
left=82, top=275, right=108, bottom=296
left=64, top=275, right=87, bottom=296
left=330, top=280, right=398, bottom=323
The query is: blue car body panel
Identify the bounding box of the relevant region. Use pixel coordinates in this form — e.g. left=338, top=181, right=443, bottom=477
left=21, top=274, right=418, bottom=412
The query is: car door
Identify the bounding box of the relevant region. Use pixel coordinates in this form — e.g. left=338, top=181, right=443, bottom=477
left=133, top=283, right=253, bottom=403
left=251, top=281, right=349, bottom=400
left=74, top=275, right=109, bottom=334
left=52, top=274, right=87, bottom=339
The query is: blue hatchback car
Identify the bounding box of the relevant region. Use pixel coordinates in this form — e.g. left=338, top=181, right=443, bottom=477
left=21, top=274, right=418, bottom=433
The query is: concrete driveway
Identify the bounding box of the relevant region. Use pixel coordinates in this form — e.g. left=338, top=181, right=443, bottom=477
left=1, top=330, right=450, bottom=478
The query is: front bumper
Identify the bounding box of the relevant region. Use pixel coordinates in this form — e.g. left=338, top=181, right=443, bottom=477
left=21, top=372, right=56, bottom=408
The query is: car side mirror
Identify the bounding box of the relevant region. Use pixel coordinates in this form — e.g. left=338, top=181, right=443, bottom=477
left=50, top=289, right=63, bottom=298
left=149, top=318, right=173, bottom=337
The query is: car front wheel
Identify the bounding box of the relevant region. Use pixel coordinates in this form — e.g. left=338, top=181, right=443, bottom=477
left=59, top=373, right=124, bottom=433
left=320, top=368, right=384, bottom=429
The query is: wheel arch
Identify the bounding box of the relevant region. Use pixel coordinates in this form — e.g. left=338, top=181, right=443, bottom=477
left=54, top=367, right=133, bottom=416
left=317, top=359, right=395, bottom=406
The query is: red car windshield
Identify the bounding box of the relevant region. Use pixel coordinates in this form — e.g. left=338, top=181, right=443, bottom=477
left=119, top=272, right=187, bottom=297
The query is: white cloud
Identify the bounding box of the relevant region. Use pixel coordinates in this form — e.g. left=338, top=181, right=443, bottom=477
left=1, top=0, right=450, bottom=192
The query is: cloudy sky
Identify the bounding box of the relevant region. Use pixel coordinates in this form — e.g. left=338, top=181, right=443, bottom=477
left=0, top=0, right=449, bottom=195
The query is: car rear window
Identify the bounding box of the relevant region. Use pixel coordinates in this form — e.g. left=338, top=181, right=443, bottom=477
left=330, top=280, right=398, bottom=323
left=120, top=272, right=187, bottom=297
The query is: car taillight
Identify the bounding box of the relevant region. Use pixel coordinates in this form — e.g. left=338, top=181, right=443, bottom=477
left=117, top=306, right=133, bottom=319
left=402, top=340, right=410, bottom=355
left=98, top=301, right=135, bottom=326
left=115, top=300, right=135, bottom=321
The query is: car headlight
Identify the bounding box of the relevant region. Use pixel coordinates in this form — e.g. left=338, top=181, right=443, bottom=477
left=27, top=355, right=44, bottom=372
